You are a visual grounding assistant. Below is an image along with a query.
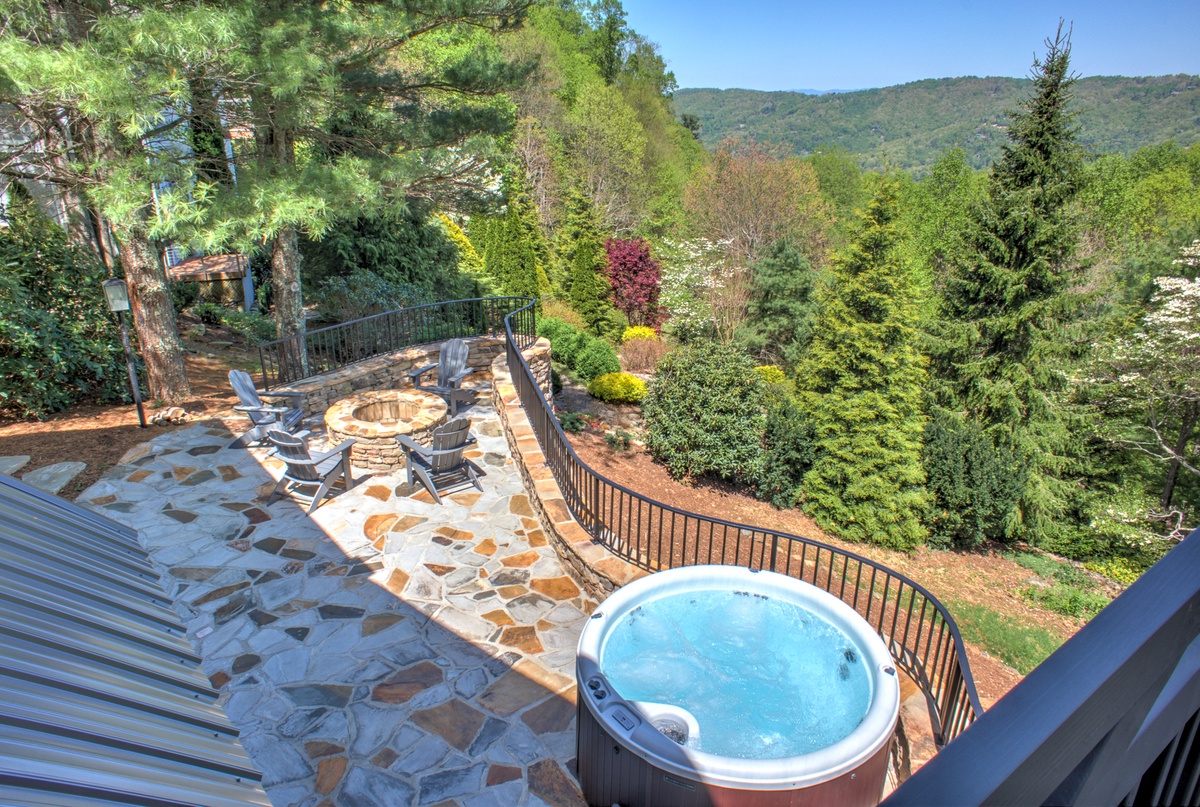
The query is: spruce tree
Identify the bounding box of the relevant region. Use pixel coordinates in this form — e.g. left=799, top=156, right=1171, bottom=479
left=934, top=24, right=1084, bottom=543
left=738, top=239, right=819, bottom=370
left=798, top=180, right=929, bottom=550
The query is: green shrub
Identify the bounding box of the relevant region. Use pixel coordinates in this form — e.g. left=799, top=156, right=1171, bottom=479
left=221, top=311, right=277, bottom=345
left=755, top=396, right=815, bottom=509
left=537, top=316, right=577, bottom=347
left=622, top=325, right=658, bottom=343
left=551, top=367, right=563, bottom=396
left=753, top=365, right=786, bottom=385
left=574, top=337, right=621, bottom=382
left=643, top=342, right=765, bottom=480
left=169, top=281, right=200, bottom=313
left=537, top=314, right=620, bottom=382
left=588, top=372, right=647, bottom=404
left=605, top=429, right=633, bottom=451
left=192, top=301, right=224, bottom=325
left=313, top=268, right=432, bottom=324
left=922, top=407, right=1027, bottom=548
left=553, top=329, right=586, bottom=368
left=0, top=187, right=126, bottom=418
left=558, top=411, right=586, bottom=433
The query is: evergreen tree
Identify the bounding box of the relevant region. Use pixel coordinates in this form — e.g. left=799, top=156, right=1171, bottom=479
left=438, top=214, right=494, bottom=296
left=737, top=240, right=819, bottom=371
left=559, top=188, right=621, bottom=334
left=933, top=25, right=1085, bottom=543
left=479, top=171, right=551, bottom=300
left=798, top=180, right=929, bottom=550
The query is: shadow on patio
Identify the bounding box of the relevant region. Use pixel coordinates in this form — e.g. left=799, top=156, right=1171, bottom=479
left=81, top=401, right=591, bottom=807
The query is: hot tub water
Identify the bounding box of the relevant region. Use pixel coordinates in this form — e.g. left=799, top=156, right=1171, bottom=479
left=601, top=589, right=872, bottom=759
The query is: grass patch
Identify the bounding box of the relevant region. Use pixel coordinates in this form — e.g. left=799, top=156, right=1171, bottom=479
left=1006, top=551, right=1113, bottom=620
left=948, top=600, right=1064, bottom=675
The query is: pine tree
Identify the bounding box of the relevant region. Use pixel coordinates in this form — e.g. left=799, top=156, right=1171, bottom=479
left=798, top=180, right=929, bottom=550
left=933, top=24, right=1085, bottom=543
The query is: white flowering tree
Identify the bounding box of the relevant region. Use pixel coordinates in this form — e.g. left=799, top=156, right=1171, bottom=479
left=657, top=238, right=747, bottom=344
left=1092, top=242, right=1200, bottom=534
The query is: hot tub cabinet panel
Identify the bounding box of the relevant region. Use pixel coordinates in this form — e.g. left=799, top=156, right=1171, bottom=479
left=577, top=699, right=893, bottom=807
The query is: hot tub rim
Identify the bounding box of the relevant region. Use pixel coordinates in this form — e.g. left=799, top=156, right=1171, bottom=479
left=576, top=565, right=901, bottom=792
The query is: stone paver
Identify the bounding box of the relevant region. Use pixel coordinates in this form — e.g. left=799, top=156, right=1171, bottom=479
left=23, top=460, right=87, bottom=493
left=0, top=455, right=31, bottom=476
left=81, top=388, right=591, bottom=806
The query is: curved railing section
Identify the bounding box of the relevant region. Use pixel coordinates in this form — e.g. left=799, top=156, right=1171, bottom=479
left=502, top=298, right=982, bottom=745
left=257, top=297, right=533, bottom=388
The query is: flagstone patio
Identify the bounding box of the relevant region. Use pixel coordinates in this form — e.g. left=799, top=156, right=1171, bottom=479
left=80, top=389, right=593, bottom=807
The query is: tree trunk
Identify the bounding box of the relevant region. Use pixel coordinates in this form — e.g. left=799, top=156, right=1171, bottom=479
left=271, top=225, right=304, bottom=338
left=1161, top=403, right=1198, bottom=511
left=266, top=120, right=305, bottom=340
left=115, top=224, right=192, bottom=403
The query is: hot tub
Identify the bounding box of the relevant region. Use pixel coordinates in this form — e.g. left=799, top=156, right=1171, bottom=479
left=575, top=565, right=899, bottom=807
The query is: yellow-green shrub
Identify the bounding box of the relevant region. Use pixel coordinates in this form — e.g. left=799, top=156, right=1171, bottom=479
left=588, top=372, right=648, bottom=404
left=622, top=325, right=658, bottom=343
left=754, top=365, right=787, bottom=385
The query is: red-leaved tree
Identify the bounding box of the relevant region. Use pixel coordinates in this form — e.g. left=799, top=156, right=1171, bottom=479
left=604, top=237, right=664, bottom=327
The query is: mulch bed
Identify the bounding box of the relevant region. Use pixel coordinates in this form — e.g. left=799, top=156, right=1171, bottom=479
left=0, top=319, right=254, bottom=498
left=564, top=429, right=1091, bottom=706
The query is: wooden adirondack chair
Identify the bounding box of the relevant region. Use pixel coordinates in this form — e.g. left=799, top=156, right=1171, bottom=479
left=266, top=431, right=357, bottom=514
left=398, top=416, right=482, bottom=504
left=228, top=370, right=307, bottom=448
left=407, top=339, right=478, bottom=415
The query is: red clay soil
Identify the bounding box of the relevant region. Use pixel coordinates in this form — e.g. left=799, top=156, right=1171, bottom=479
left=567, top=430, right=1088, bottom=706
left=0, top=323, right=253, bottom=499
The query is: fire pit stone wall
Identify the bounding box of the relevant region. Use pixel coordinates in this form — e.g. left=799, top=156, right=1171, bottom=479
left=324, top=389, right=448, bottom=471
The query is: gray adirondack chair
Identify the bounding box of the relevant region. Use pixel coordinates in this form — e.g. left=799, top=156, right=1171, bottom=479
left=266, top=431, right=357, bottom=514
left=398, top=416, right=482, bottom=504
left=407, top=339, right=477, bottom=415
left=228, top=370, right=307, bottom=448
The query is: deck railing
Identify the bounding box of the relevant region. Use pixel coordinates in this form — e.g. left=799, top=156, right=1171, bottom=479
left=502, top=298, right=982, bottom=744
left=256, top=297, right=531, bottom=388
left=884, top=527, right=1200, bottom=806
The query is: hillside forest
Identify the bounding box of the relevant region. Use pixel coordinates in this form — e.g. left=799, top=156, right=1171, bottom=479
left=1, top=4, right=1198, bottom=582
left=674, top=74, right=1200, bottom=174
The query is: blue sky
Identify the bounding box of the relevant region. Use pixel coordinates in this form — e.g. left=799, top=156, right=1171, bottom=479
left=621, top=0, right=1200, bottom=91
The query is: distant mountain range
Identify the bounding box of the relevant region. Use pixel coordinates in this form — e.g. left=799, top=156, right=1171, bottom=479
left=673, top=75, right=1200, bottom=173
left=787, top=88, right=864, bottom=96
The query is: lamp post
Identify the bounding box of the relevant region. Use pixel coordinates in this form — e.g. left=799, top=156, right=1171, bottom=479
left=102, top=278, right=147, bottom=428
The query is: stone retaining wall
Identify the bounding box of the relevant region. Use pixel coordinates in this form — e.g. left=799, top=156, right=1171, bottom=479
left=275, top=335, right=513, bottom=416
left=490, top=350, right=645, bottom=601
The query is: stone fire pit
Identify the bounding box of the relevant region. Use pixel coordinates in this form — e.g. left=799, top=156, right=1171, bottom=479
left=324, top=389, right=448, bottom=471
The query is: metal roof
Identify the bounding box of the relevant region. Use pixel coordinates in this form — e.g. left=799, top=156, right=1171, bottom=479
left=0, top=474, right=269, bottom=807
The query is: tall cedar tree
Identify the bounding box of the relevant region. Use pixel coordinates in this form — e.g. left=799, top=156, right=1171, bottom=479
left=560, top=189, right=620, bottom=333
left=798, top=180, right=929, bottom=550
left=935, top=25, right=1084, bottom=542
left=480, top=171, right=551, bottom=299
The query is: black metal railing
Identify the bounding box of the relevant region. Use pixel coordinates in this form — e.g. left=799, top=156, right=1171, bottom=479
left=884, top=528, right=1200, bottom=806
left=257, top=297, right=531, bottom=388
left=502, top=298, right=982, bottom=744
